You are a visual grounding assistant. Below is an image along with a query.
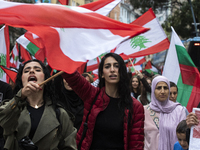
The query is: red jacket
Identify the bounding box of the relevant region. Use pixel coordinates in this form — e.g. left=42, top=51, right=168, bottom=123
left=63, top=71, right=144, bottom=150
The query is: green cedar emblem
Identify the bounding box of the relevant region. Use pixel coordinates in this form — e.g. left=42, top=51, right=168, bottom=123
left=94, top=52, right=107, bottom=61
left=130, top=36, right=151, bottom=50
left=0, top=53, right=6, bottom=78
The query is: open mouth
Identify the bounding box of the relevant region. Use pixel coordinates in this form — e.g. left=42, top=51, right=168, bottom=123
left=28, top=76, right=37, bottom=82
left=109, top=74, right=117, bottom=78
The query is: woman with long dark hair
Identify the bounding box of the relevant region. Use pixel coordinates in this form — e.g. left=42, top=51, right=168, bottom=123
left=62, top=53, right=144, bottom=150
left=0, top=59, right=77, bottom=150
left=137, top=77, right=152, bottom=105
left=130, top=76, right=141, bottom=99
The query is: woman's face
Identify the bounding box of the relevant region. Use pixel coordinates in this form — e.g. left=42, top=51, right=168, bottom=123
left=102, top=56, right=120, bottom=86
left=63, top=79, right=73, bottom=91
left=154, top=81, right=169, bottom=102
left=132, top=77, right=139, bottom=89
left=22, top=61, right=45, bottom=87
left=169, top=86, right=178, bottom=102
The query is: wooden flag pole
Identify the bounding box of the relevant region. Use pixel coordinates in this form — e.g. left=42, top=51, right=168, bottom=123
left=129, top=58, right=137, bottom=72
left=39, top=71, right=64, bottom=86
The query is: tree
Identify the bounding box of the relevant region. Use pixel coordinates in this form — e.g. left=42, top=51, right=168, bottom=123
left=129, top=0, right=183, bottom=14
left=162, top=0, right=200, bottom=39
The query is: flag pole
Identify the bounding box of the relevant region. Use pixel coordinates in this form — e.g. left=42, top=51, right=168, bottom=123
left=129, top=58, right=136, bottom=72
left=39, top=71, right=64, bottom=86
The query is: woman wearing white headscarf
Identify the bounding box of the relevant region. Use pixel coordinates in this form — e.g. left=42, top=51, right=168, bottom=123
left=144, top=76, right=186, bottom=150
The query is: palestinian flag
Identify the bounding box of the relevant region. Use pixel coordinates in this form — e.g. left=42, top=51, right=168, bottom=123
left=16, top=33, right=45, bottom=62
left=163, top=27, right=200, bottom=112
left=0, top=65, right=17, bottom=83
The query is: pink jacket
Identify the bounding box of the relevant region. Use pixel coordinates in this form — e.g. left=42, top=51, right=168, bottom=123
left=63, top=71, right=144, bottom=150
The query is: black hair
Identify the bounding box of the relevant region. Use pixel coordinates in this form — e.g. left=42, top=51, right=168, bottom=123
left=176, top=120, right=190, bottom=145
left=98, top=53, right=133, bottom=127
left=139, top=77, right=152, bottom=105
left=176, top=120, right=188, bottom=134
left=14, top=59, right=59, bottom=109
left=170, top=81, right=178, bottom=92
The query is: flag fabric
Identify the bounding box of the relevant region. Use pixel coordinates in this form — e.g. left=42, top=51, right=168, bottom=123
left=0, top=65, right=17, bottom=83
left=127, top=57, right=146, bottom=73
left=162, top=27, right=200, bottom=112
left=16, top=0, right=121, bottom=63
left=10, top=42, right=32, bottom=69
left=58, top=0, right=68, bottom=5
left=0, top=25, right=10, bottom=83
left=145, top=61, right=159, bottom=75
left=20, top=44, right=32, bottom=62
left=10, top=43, right=20, bottom=68
left=80, top=0, right=121, bottom=16
left=114, top=8, right=170, bottom=60
left=0, top=1, right=148, bottom=73
left=16, top=33, right=45, bottom=62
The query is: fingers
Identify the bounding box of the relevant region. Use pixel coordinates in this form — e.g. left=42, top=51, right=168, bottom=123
left=186, top=112, right=199, bottom=128
left=21, top=82, right=42, bottom=98
left=136, top=70, right=143, bottom=79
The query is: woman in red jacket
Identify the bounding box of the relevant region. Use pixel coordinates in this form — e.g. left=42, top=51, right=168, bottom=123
left=62, top=53, right=144, bottom=150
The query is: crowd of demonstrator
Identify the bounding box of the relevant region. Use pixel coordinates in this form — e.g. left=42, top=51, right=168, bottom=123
left=0, top=53, right=197, bottom=150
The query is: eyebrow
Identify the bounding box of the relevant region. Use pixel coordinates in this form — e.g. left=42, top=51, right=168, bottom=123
left=104, top=62, right=119, bottom=65
left=156, top=86, right=169, bottom=88
left=24, top=66, right=42, bottom=70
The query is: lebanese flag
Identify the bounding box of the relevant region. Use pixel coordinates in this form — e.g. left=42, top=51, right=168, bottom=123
left=81, top=0, right=121, bottom=16
left=10, top=43, right=20, bottom=68
left=163, top=27, right=200, bottom=112
left=0, top=1, right=148, bottom=73
left=10, top=42, right=32, bottom=69
left=127, top=57, right=146, bottom=74
left=16, top=0, right=121, bottom=63
left=86, top=52, right=107, bottom=72
left=0, top=65, right=17, bottom=83
left=114, top=8, right=170, bottom=59
left=0, top=25, right=10, bottom=83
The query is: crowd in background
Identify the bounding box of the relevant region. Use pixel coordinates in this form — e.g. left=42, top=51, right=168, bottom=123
left=0, top=53, right=198, bottom=150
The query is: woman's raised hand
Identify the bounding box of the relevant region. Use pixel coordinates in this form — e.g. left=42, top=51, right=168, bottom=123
left=135, top=70, right=144, bottom=79
left=21, top=81, right=42, bottom=99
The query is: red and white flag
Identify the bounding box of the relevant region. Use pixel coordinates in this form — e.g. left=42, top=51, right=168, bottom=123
left=126, top=57, right=146, bottom=74
left=81, top=0, right=121, bottom=16
left=16, top=0, right=121, bottom=63
left=0, top=25, right=10, bottom=83
left=87, top=8, right=169, bottom=73
left=0, top=1, right=148, bottom=73
left=114, top=8, right=170, bottom=60
left=10, top=43, right=20, bottom=69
